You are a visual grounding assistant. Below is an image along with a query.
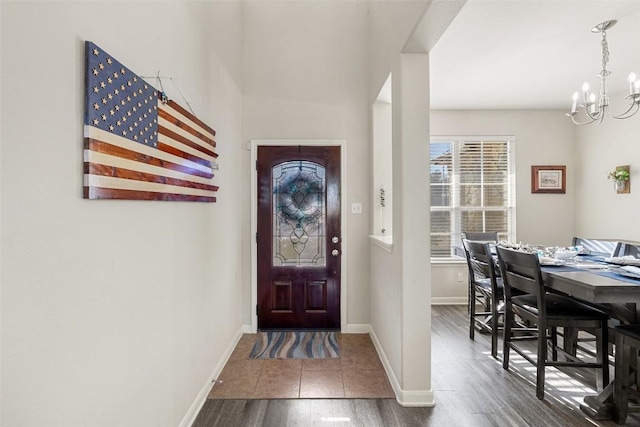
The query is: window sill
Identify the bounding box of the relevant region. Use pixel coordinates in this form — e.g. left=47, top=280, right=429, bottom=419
left=369, top=235, right=393, bottom=253
left=431, top=257, right=466, bottom=265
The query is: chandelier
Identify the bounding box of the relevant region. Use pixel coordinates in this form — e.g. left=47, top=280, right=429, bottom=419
left=567, top=20, right=640, bottom=125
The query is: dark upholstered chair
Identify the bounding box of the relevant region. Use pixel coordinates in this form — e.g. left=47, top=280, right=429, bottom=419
left=566, top=239, right=626, bottom=355
left=462, top=239, right=503, bottom=358
left=496, top=246, right=610, bottom=400
left=618, top=243, right=640, bottom=258
left=572, top=237, right=622, bottom=257
left=613, top=324, right=640, bottom=424
left=461, top=232, right=499, bottom=320
left=463, top=231, right=499, bottom=242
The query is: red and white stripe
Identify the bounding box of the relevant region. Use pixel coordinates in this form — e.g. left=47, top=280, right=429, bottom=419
left=84, top=98, right=218, bottom=202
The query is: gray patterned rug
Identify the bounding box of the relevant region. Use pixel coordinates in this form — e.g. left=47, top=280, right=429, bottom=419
left=249, top=331, right=339, bottom=359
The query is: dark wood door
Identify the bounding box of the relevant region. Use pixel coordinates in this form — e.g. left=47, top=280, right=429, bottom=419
left=257, top=145, right=341, bottom=329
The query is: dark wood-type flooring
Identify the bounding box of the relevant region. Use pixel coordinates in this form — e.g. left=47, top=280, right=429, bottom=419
left=192, top=305, right=640, bottom=426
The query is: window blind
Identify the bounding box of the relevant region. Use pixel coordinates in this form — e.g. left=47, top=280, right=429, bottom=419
left=429, top=138, right=516, bottom=258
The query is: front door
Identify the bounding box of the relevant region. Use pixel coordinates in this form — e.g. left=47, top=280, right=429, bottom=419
left=257, top=145, right=341, bottom=329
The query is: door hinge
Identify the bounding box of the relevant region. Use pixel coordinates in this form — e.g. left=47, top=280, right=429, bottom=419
left=255, top=159, right=258, bottom=170
left=255, top=232, right=258, bottom=243
left=256, top=304, right=259, bottom=315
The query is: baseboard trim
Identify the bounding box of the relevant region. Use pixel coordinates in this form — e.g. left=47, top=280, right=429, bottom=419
left=179, top=325, right=246, bottom=427
left=395, top=390, right=435, bottom=407
left=431, top=296, right=467, bottom=305
left=342, top=323, right=371, bottom=333
left=369, top=327, right=435, bottom=407
left=368, top=327, right=402, bottom=399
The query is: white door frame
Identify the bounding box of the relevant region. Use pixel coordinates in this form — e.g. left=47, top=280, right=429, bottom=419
left=250, top=139, right=347, bottom=333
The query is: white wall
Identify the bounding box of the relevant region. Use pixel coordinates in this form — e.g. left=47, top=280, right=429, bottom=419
left=370, top=53, right=434, bottom=404
left=368, top=1, right=431, bottom=101
left=372, top=99, right=393, bottom=236
left=371, top=53, right=433, bottom=407
left=241, top=0, right=371, bottom=328
left=370, top=242, right=402, bottom=380
left=368, top=1, right=435, bottom=406
left=431, top=263, right=468, bottom=304
left=0, top=2, right=244, bottom=426
left=397, top=53, right=432, bottom=402
left=575, top=118, right=640, bottom=240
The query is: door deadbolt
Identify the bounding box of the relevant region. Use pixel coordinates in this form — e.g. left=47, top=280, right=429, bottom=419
left=332, top=236, right=339, bottom=244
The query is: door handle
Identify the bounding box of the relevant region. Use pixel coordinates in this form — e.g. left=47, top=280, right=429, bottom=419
left=331, top=249, right=340, bottom=257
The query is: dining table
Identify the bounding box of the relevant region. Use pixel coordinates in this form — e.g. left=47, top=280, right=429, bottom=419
left=540, top=257, right=640, bottom=421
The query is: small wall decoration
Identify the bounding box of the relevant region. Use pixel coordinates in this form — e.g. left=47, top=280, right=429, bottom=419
left=83, top=41, right=219, bottom=202
left=531, top=165, right=566, bottom=194
left=607, top=165, right=631, bottom=194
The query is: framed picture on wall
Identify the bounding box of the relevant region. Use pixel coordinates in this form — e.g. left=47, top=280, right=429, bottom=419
left=531, top=165, right=566, bottom=194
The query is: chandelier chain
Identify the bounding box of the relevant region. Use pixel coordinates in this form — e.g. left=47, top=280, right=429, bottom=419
left=600, top=31, right=609, bottom=74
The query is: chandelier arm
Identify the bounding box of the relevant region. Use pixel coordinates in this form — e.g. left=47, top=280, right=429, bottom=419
left=570, top=113, right=599, bottom=126
left=610, top=102, right=640, bottom=119
left=585, top=107, right=604, bottom=122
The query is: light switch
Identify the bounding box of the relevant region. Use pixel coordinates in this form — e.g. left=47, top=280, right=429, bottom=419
left=351, top=203, right=362, bottom=214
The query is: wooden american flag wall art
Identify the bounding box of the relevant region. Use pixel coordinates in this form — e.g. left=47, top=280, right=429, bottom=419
left=83, top=41, right=219, bottom=202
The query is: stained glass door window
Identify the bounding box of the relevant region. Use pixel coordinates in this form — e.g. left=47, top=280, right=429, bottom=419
left=272, top=161, right=326, bottom=267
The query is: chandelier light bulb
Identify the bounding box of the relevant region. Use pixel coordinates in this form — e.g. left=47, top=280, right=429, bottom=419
left=571, top=92, right=579, bottom=113
left=629, top=72, right=637, bottom=94
left=581, top=82, right=590, bottom=103
left=589, top=93, right=597, bottom=113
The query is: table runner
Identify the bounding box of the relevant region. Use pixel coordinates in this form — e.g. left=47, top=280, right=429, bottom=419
left=594, top=270, right=640, bottom=284
left=541, top=265, right=581, bottom=273
left=542, top=264, right=640, bottom=284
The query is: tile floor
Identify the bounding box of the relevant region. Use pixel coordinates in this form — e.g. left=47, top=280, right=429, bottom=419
left=207, top=333, right=395, bottom=399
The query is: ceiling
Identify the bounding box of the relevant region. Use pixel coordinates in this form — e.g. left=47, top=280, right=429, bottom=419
left=429, top=0, right=640, bottom=110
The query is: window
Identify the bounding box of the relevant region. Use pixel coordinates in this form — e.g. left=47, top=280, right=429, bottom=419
left=430, top=137, right=516, bottom=258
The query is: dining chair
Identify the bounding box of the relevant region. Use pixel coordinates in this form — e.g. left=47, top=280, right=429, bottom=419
left=618, top=242, right=640, bottom=258
left=613, top=324, right=640, bottom=425
left=567, top=237, right=623, bottom=355
left=462, top=239, right=503, bottom=358
left=496, top=246, right=610, bottom=400
left=462, top=231, right=499, bottom=242
left=572, top=237, right=622, bottom=257
left=461, top=232, right=499, bottom=316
